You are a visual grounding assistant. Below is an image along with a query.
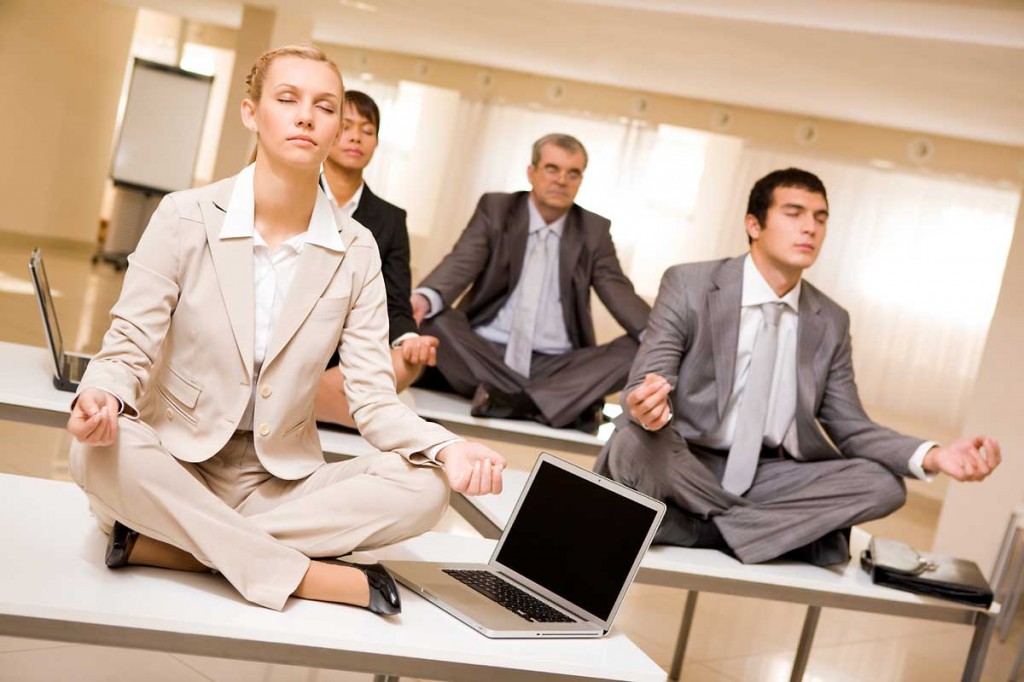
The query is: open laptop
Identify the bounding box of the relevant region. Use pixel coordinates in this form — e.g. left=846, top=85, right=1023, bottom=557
left=28, top=249, right=92, bottom=391
left=383, top=453, right=665, bottom=638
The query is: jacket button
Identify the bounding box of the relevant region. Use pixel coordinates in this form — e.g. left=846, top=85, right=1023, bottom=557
left=259, top=423, right=270, bottom=437
left=166, top=408, right=174, bottom=420
left=261, top=386, right=272, bottom=399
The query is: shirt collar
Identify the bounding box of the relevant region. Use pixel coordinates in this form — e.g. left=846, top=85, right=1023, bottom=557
left=527, top=196, right=567, bottom=237
left=319, top=172, right=364, bottom=217
left=741, top=253, right=801, bottom=313
left=221, top=164, right=345, bottom=252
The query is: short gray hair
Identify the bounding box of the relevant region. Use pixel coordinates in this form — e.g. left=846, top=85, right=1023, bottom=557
left=531, top=133, right=588, bottom=169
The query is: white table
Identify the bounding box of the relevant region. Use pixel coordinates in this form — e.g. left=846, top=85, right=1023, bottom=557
left=398, top=387, right=609, bottom=455
left=463, top=472, right=1000, bottom=682
left=0, top=473, right=665, bottom=682
left=0, top=342, right=607, bottom=455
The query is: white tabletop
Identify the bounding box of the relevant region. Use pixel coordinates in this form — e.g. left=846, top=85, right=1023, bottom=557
left=0, top=341, right=607, bottom=455
left=399, top=387, right=609, bottom=455
left=0, top=473, right=665, bottom=682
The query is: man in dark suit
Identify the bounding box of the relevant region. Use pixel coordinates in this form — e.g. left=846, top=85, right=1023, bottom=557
left=412, top=134, right=650, bottom=430
left=316, top=91, right=438, bottom=428
left=595, top=167, right=1001, bottom=565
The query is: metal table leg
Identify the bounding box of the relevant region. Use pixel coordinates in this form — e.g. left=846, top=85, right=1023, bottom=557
left=1001, top=552, right=1024, bottom=642
left=789, top=605, right=821, bottom=682
left=373, top=675, right=399, bottom=682
left=1010, top=639, right=1024, bottom=681
left=669, top=591, right=700, bottom=681
left=962, top=612, right=995, bottom=682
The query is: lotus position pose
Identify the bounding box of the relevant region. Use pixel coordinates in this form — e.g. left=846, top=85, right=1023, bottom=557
left=595, top=168, right=1000, bottom=566
left=413, top=134, right=650, bottom=431
left=67, top=45, right=505, bottom=614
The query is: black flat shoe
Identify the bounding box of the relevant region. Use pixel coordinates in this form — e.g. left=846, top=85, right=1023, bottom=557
left=323, top=559, right=402, bottom=615
left=105, top=521, right=139, bottom=568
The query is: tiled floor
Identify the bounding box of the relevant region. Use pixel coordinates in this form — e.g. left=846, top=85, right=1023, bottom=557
left=0, top=239, right=1020, bottom=681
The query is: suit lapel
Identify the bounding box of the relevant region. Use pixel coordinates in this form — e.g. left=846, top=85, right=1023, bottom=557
left=262, top=235, right=345, bottom=370
left=709, top=257, right=744, bottom=418
left=352, top=184, right=381, bottom=236
left=202, top=179, right=254, bottom=377
left=506, top=195, right=531, bottom=290
left=558, top=208, right=585, bottom=331
left=796, top=283, right=826, bottom=415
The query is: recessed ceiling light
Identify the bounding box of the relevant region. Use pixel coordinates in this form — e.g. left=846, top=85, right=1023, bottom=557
left=339, top=0, right=378, bottom=12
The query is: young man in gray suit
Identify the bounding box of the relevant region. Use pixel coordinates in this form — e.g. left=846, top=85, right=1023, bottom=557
left=411, top=134, right=650, bottom=431
left=595, top=168, right=1001, bottom=565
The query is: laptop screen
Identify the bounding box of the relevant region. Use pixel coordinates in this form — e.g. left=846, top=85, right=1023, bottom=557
left=494, top=459, right=658, bottom=621
left=29, top=252, right=65, bottom=370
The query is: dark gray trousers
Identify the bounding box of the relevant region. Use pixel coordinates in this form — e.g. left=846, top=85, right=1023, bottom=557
left=421, top=308, right=639, bottom=428
left=597, top=420, right=907, bottom=564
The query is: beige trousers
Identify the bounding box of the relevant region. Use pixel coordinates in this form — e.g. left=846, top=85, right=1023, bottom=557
left=69, top=419, right=449, bottom=610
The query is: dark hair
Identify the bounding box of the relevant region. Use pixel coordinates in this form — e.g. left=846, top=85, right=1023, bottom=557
left=344, top=90, right=380, bottom=134
left=746, top=167, right=827, bottom=231
left=745, top=168, right=828, bottom=245
left=531, top=133, right=588, bottom=169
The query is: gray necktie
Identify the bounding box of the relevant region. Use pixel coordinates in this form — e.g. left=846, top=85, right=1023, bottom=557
left=505, top=227, right=554, bottom=377
left=722, top=302, right=786, bottom=496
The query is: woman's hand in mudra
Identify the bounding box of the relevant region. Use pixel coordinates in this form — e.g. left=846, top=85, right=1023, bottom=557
left=67, top=387, right=120, bottom=446
left=437, top=441, right=506, bottom=496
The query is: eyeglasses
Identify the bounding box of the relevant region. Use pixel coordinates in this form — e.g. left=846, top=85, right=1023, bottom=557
left=537, top=164, right=583, bottom=183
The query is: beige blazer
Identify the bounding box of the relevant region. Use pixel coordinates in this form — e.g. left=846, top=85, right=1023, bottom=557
left=78, top=173, right=455, bottom=480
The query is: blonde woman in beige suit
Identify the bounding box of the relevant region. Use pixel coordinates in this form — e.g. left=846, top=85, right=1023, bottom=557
left=66, top=45, right=506, bottom=615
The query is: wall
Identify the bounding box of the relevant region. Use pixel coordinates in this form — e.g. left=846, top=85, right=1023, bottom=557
left=0, top=0, right=136, bottom=243
left=933, top=198, right=1024, bottom=568
left=316, top=42, right=1024, bottom=187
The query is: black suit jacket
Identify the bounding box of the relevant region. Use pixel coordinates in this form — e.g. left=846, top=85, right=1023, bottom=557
left=326, top=184, right=418, bottom=371
left=351, top=184, right=419, bottom=343
left=418, top=192, right=650, bottom=348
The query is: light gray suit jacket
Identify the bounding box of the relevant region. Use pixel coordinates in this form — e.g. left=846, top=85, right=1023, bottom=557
left=610, top=255, right=923, bottom=477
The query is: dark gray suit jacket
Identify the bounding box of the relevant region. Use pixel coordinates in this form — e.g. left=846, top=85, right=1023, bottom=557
left=619, top=255, right=923, bottom=477
left=418, top=192, right=650, bottom=349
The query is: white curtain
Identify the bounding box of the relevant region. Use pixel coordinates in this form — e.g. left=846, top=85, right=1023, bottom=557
left=352, top=80, right=1021, bottom=435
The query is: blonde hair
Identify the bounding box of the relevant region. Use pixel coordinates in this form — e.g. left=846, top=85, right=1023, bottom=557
left=245, top=44, right=343, bottom=103
left=244, top=45, right=344, bottom=163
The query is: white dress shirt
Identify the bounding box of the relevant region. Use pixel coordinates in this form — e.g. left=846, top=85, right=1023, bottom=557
left=416, top=197, right=574, bottom=355
left=222, top=164, right=344, bottom=431
left=693, top=255, right=934, bottom=480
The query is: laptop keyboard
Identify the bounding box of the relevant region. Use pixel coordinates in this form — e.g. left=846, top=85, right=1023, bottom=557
left=443, top=569, right=577, bottom=623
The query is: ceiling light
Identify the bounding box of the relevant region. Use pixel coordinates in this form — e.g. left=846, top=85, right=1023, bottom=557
left=339, top=0, right=378, bottom=12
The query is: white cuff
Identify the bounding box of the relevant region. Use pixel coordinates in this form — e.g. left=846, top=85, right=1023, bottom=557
left=391, top=332, right=419, bottom=349
left=90, top=388, right=125, bottom=415
left=908, top=441, right=939, bottom=481
left=640, top=411, right=672, bottom=432
left=413, top=287, right=445, bottom=319
left=424, top=438, right=463, bottom=463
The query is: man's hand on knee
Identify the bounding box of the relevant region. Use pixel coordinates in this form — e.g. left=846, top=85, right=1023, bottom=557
left=410, top=293, right=431, bottom=326
left=436, top=441, right=506, bottom=496
left=923, top=436, right=1001, bottom=482
left=68, top=387, right=120, bottom=446
left=626, top=373, right=673, bottom=431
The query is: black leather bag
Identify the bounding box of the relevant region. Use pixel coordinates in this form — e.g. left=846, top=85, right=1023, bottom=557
left=860, top=537, right=993, bottom=609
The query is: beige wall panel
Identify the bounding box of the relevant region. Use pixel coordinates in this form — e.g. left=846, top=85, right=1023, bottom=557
left=0, top=0, right=135, bottom=243
left=933, top=197, right=1024, bottom=570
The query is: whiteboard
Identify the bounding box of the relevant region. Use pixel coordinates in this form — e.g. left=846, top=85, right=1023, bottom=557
left=111, top=59, right=213, bottom=193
